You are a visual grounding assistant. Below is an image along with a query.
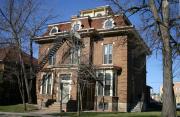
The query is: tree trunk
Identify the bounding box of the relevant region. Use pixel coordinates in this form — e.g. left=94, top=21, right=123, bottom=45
left=149, top=0, right=176, bottom=116
left=17, top=70, right=26, bottom=111
left=161, top=26, right=176, bottom=117
left=17, top=43, right=31, bottom=104
left=160, top=0, right=176, bottom=117
left=28, top=38, right=34, bottom=104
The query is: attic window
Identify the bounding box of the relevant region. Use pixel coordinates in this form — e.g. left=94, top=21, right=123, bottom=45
left=97, top=13, right=102, bottom=17
left=73, top=24, right=80, bottom=31
left=72, top=20, right=82, bottom=32
left=50, top=26, right=58, bottom=35
left=103, top=18, right=115, bottom=29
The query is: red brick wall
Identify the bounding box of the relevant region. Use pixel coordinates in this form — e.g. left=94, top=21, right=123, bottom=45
left=93, top=36, right=128, bottom=104
left=36, top=13, right=148, bottom=112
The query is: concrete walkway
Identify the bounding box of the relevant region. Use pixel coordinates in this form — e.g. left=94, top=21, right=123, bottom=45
left=0, top=111, right=68, bottom=117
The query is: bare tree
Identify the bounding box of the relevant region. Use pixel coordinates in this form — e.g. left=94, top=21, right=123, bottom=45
left=106, top=0, right=179, bottom=116
left=0, top=0, right=53, bottom=106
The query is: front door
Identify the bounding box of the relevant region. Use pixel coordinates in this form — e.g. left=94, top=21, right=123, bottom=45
left=61, top=83, right=70, bottom=103
left=59, top=74, right=71, bottom=103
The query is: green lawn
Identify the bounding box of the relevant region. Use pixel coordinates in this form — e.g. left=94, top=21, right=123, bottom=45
left=0, top=105, right=180, bottom=117
left=50, top=111, right=180, bottom=117
left=0, top=104, right=38, bottom=112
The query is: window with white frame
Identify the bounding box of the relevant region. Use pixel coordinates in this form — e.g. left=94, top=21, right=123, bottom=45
left=50, top=26, right=58, bottom=35
left=47, top=77, right=52, bottom=94
left=41, top=74, right=52, bottom=95
left=97, top=70, right=116, bottom=96
left=103, top=19, right=115, bottom=29
left=48, top=53, right=56, bottom=65
left=73, top=24, right=80, bottom=31
left=104, top=73, right=111, bottom=96
left=72, top=21, right=81, bottom=32
left=70, top=48, right=80, bottom=64
left=42, top=76, right=46, bottom=94
left=103, top=44, right=112, bottom=64
left=98, top=73, right=103, bottom=96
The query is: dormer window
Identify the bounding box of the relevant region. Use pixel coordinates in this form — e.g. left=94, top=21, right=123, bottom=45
left=103, top=19, right=115, bottom=29
left=72, top=21, right=82, bottom=32
left=73, top=24, right=80, bottom=31
left=96, top=13, right=102, bottom=17
left=50, top=26, right=58, bottom=35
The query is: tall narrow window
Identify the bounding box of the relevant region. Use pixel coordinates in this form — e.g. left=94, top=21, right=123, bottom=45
left=103, top=44, right=112, bottom=64
left=97, top=70, right=116, bottom=96
left=104, top=73, right=111, bottom=96
left=42, top=75, right=47, bottom=94
left=48, top=54, right=56, bottom=65
left=98, top=73, right=104, bottom=96
left=47, top=75, right=52, bottom=94
left=41, top=74, right=52, bottom=95
left=70, top=48, right=80, bottom=64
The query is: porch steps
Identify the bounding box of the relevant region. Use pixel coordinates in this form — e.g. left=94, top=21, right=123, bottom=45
left=42, top=102, right=67, bottom=112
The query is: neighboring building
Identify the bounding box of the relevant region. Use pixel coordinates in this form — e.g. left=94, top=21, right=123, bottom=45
left=34, top=6, right=150, bottom=112
left=0, top=46, right=37, bottom=105
left=160, top=82, right=180, bottom=104
left=151, top=93, right=161, bottom=102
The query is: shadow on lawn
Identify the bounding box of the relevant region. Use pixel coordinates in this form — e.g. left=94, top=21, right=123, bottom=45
left=147, top=101, right=162, bottom=112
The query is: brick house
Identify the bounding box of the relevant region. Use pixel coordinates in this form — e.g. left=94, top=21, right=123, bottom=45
left=34, top=6, right=150, bottom=112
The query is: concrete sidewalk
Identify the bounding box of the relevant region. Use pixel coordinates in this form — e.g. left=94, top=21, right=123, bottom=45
left=0, top=111, right=67, bottom=117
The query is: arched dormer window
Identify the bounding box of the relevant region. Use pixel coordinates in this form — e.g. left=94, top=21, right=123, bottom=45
left=50, top=26, right=58, bottom=35
left=97, top=13, right=102, bottom=17
left=72, top=20, right=82, bottom=32
left=103, top=18, right=115, bottom=29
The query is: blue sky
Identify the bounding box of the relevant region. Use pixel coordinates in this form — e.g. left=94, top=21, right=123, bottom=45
left=35, top=0, right=178, bottom=93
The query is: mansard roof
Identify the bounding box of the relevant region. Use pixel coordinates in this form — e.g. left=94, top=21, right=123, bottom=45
left=34, top=6, right=151, bottom=55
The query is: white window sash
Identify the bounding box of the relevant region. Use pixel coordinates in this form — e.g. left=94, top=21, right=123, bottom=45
left=103, top=44, right=113, bottom=64
left=97, top=70, right=113, bottom=96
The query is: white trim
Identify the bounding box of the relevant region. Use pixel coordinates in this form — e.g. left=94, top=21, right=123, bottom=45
left=45, top=76, right=48, bottom=94
left=103, top=18, right=115, bottom=29
left=71, top=20, right=82, bottom=31
left=58, top=73, right=72, bottom=101
left=47, top=14, right=122, bottom=27
left=103, top=44, right=113, bottom=65
left=40, top=73, right=53, bottom=95
left=48, top=22, right=71, bottom=26
left=96, top=70, right=114, bottom=96
left=71, top=16, right=89, bottom=20
left=51, top=73, right=54, bottom=95
left=49, top=26, right=59, bottom=35
left=40, top=72, right=46, bottom=94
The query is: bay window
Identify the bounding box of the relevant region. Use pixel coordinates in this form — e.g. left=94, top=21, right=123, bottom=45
left=97, top=70, right=116, bottom=96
